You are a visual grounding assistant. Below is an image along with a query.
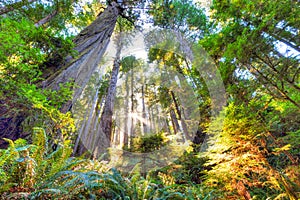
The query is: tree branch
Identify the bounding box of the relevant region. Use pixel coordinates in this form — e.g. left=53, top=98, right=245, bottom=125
left=0, top=0, right=37, bottom=15
left=34, top=10, right=58, bottom=27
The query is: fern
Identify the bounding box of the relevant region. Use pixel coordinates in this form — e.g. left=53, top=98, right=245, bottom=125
left=0, top=127, right=215, bottom=199
left=0, top=138, right=36, bottom=190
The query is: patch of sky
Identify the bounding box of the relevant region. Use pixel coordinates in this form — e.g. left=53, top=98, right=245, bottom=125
left=234, top=67, right=255, bottom=80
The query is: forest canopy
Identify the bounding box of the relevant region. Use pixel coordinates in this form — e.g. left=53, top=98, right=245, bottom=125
left=0, top=0, right=299, bottom=199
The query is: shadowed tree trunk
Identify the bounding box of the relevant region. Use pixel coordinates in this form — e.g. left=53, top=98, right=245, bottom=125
left=129, top=68, right=135, bottom=148
left=170, top=108, right=180, bottom=135
left=141, top=85, right=147, bottom=135
left=123, top=73, right=129, bottom=148
left=149, top=106, right=154, bottom=132
left=170, top=91, right=189, bottom=141
left=153, top=89, right=159, bottom=132
left=93, top=33, right=123, bottom=156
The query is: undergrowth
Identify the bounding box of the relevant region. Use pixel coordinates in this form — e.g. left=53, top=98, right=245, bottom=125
left=0, top=127, right=214, bottom=200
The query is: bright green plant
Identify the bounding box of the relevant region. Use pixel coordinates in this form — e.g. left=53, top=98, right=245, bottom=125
left=0, top=17, right=76, bottom=146
left=127, top=132, right=167, bottom=153
left=0, top=128, right=81, bottom=197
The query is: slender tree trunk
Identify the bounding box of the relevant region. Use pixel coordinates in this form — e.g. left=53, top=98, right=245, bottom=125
left=165, top=118, right=171, bottom=135
left=154, top=90, right=160, bottom=133
left=94, top=33, right=123, bottom=156
left=170, top=108, right=180, bottom=135
left=170, top=91, right=189, bottom=141
left=123, top=74, right=129, bottom=148
left=141, top=85, right=147, bottom=135
left=149, top=106, right=154, bottom=132
left=112, top=110, right=118, bottom=147
left=129, top=68, right=135, bottom=148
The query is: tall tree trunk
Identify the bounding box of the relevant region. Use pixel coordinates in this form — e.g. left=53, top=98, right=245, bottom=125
left=129, top=68, right=135, bottom=148
left=170, top=91, right=189, bottom=141
left=94, top=33, right=123, bottom=156
left=170, top=108, right=180, bottom=135
left=141, top=85, right=147, bottom=135
left=154, top=90, right=160, bottom=133
left=44, top=2, right=121, bottom=112
left=0, top=2, right=122, bottom=149
left=149, top=106, right=154, bottom=132
left=87, top=95, right=104, bottom=156
left=73, top=89, right=99, bottom=154
left=123, top=74, right=129, bottom=148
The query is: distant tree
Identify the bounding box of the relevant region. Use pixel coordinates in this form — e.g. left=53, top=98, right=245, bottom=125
left=201, top=0, right=300, bottom=107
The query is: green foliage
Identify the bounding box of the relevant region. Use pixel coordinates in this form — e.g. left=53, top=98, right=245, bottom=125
left=202, top=0, right=300, bottom=107
left=148, top=48, right=185, bottom=72
left=0, top=130, right=215, bottom=199
left=203, top=102, right=300, bottom=199
left=153, top=150, right=209, bottom=186
left=0, top=19, right=44, bottom=83
left=0, top=137, right=36, bottom=191
left=197, top=2, right=300, bottom=197
left=120, top=55, right=143, bottom=74
left=175, top=152, right=209, bottom=184
left=0, top=128, right=89, bottom=198
left=2, top=0, right=97, bottom=36
left=97, top=168, right=214, bottom=200
left=149, top=0, right=209, bottom=39
left=0, top=1, right=299, bottom=199
left=127, top=132, right=167, bottom=153
left=0, top=17, right=75, bottom=144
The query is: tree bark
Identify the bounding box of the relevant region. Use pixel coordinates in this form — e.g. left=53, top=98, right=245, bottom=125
left=123, top=74, right=129, bottom=148
left=170, top=108, right=180, bottom=135
left=94, top=33, right=123, bottom=156
left=1, top=2, right=123, bottom=152
left=170, top=91, right=189, bottom=141
left=129, top=68, right=135, bottom=148
left=141, top=85, right=147, bottom=135
left=87, top=95, right=104, bottom=156
left=44, top=2, right=121, bottom=112
left=73, top=89, right=99, bottom=154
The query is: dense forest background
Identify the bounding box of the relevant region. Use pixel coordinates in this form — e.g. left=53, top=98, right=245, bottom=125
left=0, top=0, right=299, bottom=199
